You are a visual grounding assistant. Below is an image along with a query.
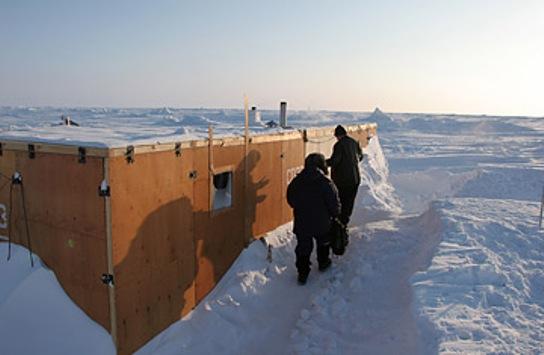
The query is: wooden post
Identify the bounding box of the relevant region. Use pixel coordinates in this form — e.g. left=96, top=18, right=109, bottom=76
left=243, top=96, right=251, bottom=244
left=208, top=125, right=214, bottom=210
left=208, top=124, right=214, bottom=173
left=244, top=97, right=249, bottom=145
left=103, top=157, right=117, bottom=347
left=539, top=185, right=544, bottom=229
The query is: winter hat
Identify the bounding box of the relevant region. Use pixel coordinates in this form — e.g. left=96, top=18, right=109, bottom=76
left=334, top=125, right=347, bottom=137
left=305, top=153, right=327, bottom=174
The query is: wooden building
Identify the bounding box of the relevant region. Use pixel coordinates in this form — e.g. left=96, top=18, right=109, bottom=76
left=0, top=123, right=377, bottom=354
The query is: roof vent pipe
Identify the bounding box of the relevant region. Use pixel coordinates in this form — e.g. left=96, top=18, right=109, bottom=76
left=279, top=101, right=287, bottom=128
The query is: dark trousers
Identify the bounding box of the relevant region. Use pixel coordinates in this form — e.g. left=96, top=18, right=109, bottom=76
left=295, top=233, right=330, bottom=276
left=337, top=184, right=358, bottom=226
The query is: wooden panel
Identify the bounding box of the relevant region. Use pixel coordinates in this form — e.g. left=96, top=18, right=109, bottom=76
left=248, top=142, right=283, bottom=237
left=304, top=124, right=376, bottom=158
left=0, top=150, right=17, bottom=239
left=0, top=150, right=110, bottom=329
left=281, top=139, right=305, bottom=224
left=0, top=140, right=108, bottom=157
left=349, top=127, right=371, bottom=149
left=109, top=150, right=196, bottom=355
left=305, top=136, right=336, bottom=159
left=192, top=147, right=211, bottom=302
left=194, top=144, right=246, bottom=302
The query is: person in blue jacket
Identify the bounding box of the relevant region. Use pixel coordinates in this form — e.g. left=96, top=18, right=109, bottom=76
left=287, top=153, right=341, bottom=285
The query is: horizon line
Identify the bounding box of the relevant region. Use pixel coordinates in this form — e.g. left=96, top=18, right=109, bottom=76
left=0, top=104, right=542, bottom=119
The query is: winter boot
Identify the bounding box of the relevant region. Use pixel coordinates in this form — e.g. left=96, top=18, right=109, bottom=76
left=297, top=272, right=309, bottom=285
left=296, top=254, right=311, bottom=285
left=317, top=240, right=331, bottom=271
left=318, top=259, right=331, bottom=272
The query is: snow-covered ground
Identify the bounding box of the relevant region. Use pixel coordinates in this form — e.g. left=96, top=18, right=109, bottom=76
left=1, top=107, right=543, bottom=354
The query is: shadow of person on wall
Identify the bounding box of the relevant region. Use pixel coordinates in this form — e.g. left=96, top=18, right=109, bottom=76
left=244, top=150, right=269, bottom=239
left=115, top=148, right=269, bottom=354
left=194, top=149, right=269, bottom=295
left=113, top=196, right=196, bottom=354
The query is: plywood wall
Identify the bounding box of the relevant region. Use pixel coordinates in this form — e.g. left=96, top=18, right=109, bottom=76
left=281, top=139, right=305, bottom=224
left=304, top=134, right=336, bottom=160
left=247, top=141, right=283, bottom=237
left=0, top=123, right=377, bottom=355
left=107, top=139, right=305, bottom=354
left=0, top=150, right=110, bottom=330
left=106, top=126, right=374, bottom=354
left=193, top=144, right=246, bottom=301
left=109, top=149, right=197, bottom=354
left=0, top=150, right=17, bottom=240
left=304, top=124, right=374, bottom=159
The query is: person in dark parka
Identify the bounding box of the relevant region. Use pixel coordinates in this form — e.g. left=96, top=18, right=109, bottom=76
left=326, top=125, right=363, bottom=226
left=287, top=153, right=341, bottom=285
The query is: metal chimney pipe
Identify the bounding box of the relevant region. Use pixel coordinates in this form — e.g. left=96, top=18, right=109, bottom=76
left=279, top=101, right=287, bottom=128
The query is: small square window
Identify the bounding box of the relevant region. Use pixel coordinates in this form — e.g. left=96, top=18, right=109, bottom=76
left=212, top=171, right=232, bottom=210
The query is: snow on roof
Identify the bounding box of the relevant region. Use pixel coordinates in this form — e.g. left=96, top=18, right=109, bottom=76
left=0, top=107, right=541, bottom=148
left=0, top=107, right=373, bottom=148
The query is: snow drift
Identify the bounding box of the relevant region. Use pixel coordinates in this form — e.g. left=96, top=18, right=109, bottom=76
left=0, top=244, right=115, bottom=355
left=412, top=198, right=544, bottom=354
left=354, top=136, right=402, bottom=222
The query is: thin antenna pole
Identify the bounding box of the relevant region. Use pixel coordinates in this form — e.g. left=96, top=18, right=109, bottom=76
left=208, top=124, right=214, bottom=210
left=243, top=96, right=250, bottom=244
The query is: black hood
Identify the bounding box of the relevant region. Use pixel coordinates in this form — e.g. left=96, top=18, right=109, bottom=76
left=305, top=153, right=328, bottom=175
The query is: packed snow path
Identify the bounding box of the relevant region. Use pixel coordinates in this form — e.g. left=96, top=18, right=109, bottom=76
left=287, top=214, right=441, bottom=355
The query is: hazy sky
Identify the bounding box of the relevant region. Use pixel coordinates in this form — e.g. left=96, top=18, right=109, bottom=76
left=1, top=0, right=543, bottom=116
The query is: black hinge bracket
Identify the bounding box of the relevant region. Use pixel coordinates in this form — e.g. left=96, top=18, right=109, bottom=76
left=175, top=142, right=182, bottom=157
left=28, top=144, right=35, bottom=159
left=125, top=145, right=135, bottom=164
left=302, top=129, right=308, bottom=143
left=101, top=273, right=114, bottom=286
left=78, top=147, right=87, bottom=164
left=12, top=172, right=22, bottom=185
left=99, top=184, right=110, bottom=197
